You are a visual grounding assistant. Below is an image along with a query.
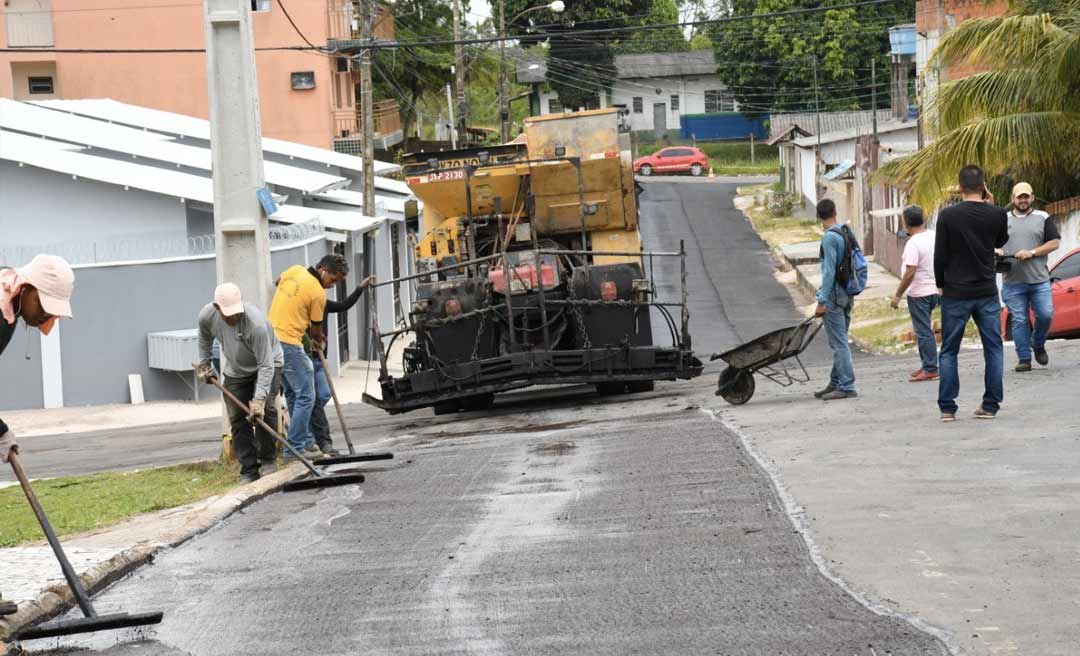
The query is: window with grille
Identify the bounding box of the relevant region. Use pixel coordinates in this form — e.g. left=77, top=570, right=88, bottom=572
left=632, top=97, right=643, bottom=113
left=670, top=95, right=680, bottom=111
left=28, top=76, right=54, bottom=95
left=548, top=98, right=563, bottom=113
left=704, top=89, right=736, bottom=113
left=251, top=0, right=271, bottom=11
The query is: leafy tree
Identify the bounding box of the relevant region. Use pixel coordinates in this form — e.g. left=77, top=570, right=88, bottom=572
left=371, top=0, right=456, bottom=139
left=616, top=0, right=688, bottom=55
left=707, top=0, right=915, bottom=116
left=877, top=1, right=1080, bottom=207
left=503, top=0, right=650, bottom=110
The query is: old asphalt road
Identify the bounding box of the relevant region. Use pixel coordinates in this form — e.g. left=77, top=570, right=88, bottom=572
left=21, top=179, right=945, bottom=655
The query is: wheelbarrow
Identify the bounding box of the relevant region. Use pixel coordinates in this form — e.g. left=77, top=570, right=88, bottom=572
left=710, top=317, right=824, bottom=405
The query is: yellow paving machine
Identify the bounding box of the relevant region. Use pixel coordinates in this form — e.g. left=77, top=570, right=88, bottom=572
left=362, top=109, right=702, bottom=414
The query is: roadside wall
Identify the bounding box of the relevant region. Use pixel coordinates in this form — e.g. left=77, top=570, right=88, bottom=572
left=0, top=237, right=328, bottom=412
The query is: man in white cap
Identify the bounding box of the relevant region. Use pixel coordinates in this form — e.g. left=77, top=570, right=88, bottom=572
left=195, top=283, right=284, bottom=482
left=998, top=182, right=1060, bottom=372
left=0, top=254, right=74, bottom=619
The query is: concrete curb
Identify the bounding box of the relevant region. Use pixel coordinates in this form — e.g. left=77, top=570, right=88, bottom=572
left=0, top=462, right=306, bottom=642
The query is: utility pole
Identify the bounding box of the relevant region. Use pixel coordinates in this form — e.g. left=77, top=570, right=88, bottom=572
left=498, top=0, right=509, bottom=143
left=203, top=0, right=273, bottom=445
left=812, top=55, right=822, bottom=196
left=453, top=0, right=467, bottom=145
left=203, top=0, right=272, bottom=309
left=446, top=82, right=458, bottom=149
left=359, top=0, right=376, bottom=218
left=871, top=59, right=879, bottom=147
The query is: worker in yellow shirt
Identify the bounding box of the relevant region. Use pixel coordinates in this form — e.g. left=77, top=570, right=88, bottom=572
left=268, top=254, right=349, bottom=458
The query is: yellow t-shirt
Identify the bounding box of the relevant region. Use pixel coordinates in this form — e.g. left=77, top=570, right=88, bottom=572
left=268, top=265, right=327, bottom=346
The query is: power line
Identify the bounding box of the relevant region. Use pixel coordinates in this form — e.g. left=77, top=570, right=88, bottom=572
left=0, top=0, right=910, bottom=54
left=274, top=0, right=334, bottom=55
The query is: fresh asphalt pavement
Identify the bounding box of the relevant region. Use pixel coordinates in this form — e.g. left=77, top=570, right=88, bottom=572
left=20, top=178, right=946, bottom=655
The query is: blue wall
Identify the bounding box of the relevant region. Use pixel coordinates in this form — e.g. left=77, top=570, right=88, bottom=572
left=680, top=113, right=768, bottom=141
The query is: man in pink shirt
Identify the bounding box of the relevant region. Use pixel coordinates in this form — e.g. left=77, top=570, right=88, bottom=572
left=890, top=206, right=940, bottom=382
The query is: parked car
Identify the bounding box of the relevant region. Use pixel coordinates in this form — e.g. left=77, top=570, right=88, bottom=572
left=1001, top=246, right=1080, bottom=339
left=633, top=147, right=709, bottom=177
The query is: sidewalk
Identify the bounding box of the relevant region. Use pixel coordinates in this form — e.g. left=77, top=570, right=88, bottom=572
left=8, top=347, right=407, bottom=439
left=0, top=463, right=304, bottom=642
left=714, top=340, right=1080, bottom=656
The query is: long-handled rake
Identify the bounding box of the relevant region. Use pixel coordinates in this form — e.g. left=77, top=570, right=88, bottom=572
left=8, top=450, right=163, bottom=641
left=312, top=349, right=393, bottom=467
left=203, top=372, right=365, bottom=493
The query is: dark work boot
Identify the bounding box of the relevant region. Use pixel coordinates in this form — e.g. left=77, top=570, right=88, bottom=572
left=1015, top=360, right=1032, bottom=372
left=1034, top=346, right=1049, bottom=366
left=813, top=384, right=835, bottom=399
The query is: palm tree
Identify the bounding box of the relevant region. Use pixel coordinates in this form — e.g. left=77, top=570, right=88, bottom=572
left=877, top=1, right=1080, bottom=208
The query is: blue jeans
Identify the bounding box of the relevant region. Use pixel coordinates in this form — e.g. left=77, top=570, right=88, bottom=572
left=907, top=294, right=940, bottom=373
left=823, top=289, right=855, bottom=392
left=1002, top=281, right=1053, bottom=361
left=281, top=343, right=316, bottom=455
left=312, top=353, right=332, bottom=409
left=938, top=295, right=1003, bottom=415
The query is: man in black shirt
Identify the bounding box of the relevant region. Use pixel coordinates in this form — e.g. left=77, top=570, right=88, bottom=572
left=933, top=165, right=1009, bottom=421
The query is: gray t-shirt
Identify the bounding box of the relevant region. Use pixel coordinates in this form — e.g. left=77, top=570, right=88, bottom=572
left=1003, top=209, right=1061, bottom=284
left=197, top=302, right=284, bottom=400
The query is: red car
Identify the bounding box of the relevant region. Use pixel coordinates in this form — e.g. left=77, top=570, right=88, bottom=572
left=633, top=146, right=709, bottom=177
left=1001, top=246, right=1080, bottom=339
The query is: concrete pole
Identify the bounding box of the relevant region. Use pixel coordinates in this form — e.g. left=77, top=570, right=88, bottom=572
left=359, top=0, right=376, bottom=218
left=446, top=82, right=458, bottom=149
left=498, top=0, right=509, bottom=143
left=203, top=0, right=272, bottom=310
left=453, top=0, right=467, bottom=143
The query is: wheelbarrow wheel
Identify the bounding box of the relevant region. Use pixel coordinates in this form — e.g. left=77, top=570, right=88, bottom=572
left=716, top=366, right=755, bottom=405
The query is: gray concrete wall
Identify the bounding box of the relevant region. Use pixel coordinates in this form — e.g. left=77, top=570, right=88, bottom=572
left=0, top=237, right=327, bottom=410
left=0, top=161, right=188, bottom=253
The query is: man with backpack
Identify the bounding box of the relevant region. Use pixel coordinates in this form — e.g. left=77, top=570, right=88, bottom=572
left=934, top=165, right=1009, bottom=421
left=813, top=198, right=864, bottom=401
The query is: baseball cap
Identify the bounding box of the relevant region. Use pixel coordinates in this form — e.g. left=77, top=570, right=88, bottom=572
left=1012, top=182, right=1034, bottom=198
left=213, top=283, right=245, bottom=317
left=17, top=254, right=74, bottom=319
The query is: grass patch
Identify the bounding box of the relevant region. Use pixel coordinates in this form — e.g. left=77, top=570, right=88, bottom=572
left=849, top=297, right=981, bottom=355
left=0, top=460, right=241, bottom=547
left=737, top=183, right=820, bottom=247
left=638, top=140, right=779, bottom=176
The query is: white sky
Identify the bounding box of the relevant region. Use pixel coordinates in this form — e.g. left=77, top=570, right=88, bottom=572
left=467, top=0, right=493, bottom=25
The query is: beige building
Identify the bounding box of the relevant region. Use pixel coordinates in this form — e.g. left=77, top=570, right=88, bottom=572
left=0, top=0, right=400, bottom=150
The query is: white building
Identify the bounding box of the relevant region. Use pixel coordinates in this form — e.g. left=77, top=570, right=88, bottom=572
left=0, top=98, right=415, bottom=410
left=533, top=51, right=734, bottom=138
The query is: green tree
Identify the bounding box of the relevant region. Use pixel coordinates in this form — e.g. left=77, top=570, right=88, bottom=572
left=707, top=0, right=914, bottom=116
left=616, top=0, right=688, bottom=54
left=503, top=0, right=650, bottom=110
left=372, top=0, right=455, bottom=139
left=877, top=1, right=1080, bottom=207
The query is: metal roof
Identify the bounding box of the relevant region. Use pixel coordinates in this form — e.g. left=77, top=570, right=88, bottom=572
left=29, top=98, right=402, bottom=175
left=793, top=120, right=916, bottom=148
left=271, top=204, right=386, bottom=233
left=770, top=110, right=895, bottom=139
left=614, top=51, right=716, bottom=79
left=822, top=159, right=856, bottom=180
left=0, top=99, right=347, bottom=195
left=313, top=188, right=408, bottom=215
left=0, top=129, right=213, bottom=203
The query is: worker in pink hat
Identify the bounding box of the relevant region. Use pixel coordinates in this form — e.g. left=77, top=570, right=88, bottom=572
left=0, top=254, right=74, bottom=619
left=0, top=254, right=75, bottom=465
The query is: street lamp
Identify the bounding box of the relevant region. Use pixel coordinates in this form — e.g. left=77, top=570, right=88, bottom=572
left=500, top=0, right=565, bottom=143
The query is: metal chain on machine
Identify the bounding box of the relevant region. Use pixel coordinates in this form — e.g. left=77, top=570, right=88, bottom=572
left=567, top=279, right=592, bottom=350
left=471, top=307, right=488, bottom=361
